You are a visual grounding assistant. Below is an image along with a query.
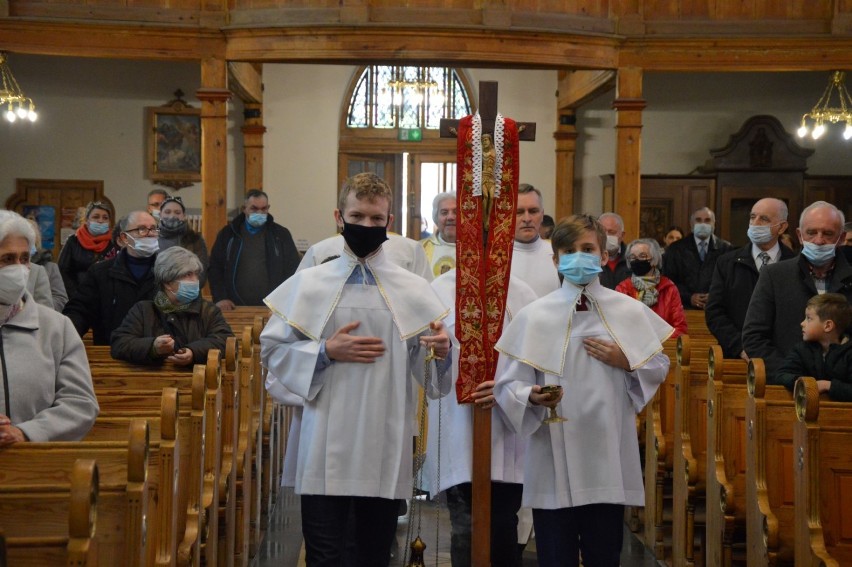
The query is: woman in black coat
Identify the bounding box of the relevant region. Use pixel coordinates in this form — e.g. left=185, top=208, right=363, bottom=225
left=110, top=246, right=233, bottom=366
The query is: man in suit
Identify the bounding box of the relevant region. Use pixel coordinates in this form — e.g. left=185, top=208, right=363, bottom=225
left=705, top=198, right=795, bottom=360
left=743, top=201, right=852, bottom=376
left=663, top=207, right=732, bottom=309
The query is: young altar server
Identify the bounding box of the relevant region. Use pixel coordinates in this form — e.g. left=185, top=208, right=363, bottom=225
left=424, top=268, right=538, bottom=567
left=494, top=214, right=673, bottom=567
left=260, top=172, right=452, bottom=567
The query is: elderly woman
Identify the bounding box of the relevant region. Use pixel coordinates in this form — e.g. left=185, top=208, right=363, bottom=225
left=615, top=237, right=688, bottom=337
left=157, top=195, right=209, bottom=285
left=0, top=211, right=98, bottom=445
left=58, top=200, right=119, bottom=298
left=110, top=246, right=232, bottom=366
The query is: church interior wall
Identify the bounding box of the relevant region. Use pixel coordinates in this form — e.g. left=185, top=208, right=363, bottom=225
left=3, top=55, right=852, bottom=247
left=576, top=71, right=852, bottom=217
left=0, top=54, right=242, bottom=223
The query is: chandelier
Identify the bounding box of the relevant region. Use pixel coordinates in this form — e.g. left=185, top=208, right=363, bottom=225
left=386, top=73, right=444, bottom=107
left=0, top=52, right=38, bottom=123
left=797, top=71, right=852, bottom=141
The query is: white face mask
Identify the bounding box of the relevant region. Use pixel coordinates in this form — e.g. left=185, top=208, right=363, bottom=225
left=0, top=264, right=30, bottom=305
left=126, top=234, right=159, bottom=258
left=605, top=234, right=620, bottom=254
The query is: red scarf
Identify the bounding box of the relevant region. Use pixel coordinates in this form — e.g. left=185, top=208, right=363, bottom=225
left=75, top=224, right=112, bottom=254
left=454, top=115, right=519, bottom=403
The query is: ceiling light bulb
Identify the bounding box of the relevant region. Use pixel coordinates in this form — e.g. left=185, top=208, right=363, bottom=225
left=27, top=109, right=37, bottom=122
left=15, top=106, right=27, bottom=119
left=5, top=109, right=16, bottom=122
left=797, top=124, right=809, bottom=137
left=813, top=123, right=826, bottom=139
left=844, top=124, right=852, bottom=140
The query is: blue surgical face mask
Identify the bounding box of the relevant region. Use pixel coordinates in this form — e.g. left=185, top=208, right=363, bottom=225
left=557, top=252, right=603, bottom=286
left=247, top=213, right=268, bottom=228
left=174, top=280, right=200, bottom=304
left=88, top=221, right=110, bottom=236
left=747, top=224, right=775, bottom=245
left=693, top=222, right=713, bottom=239
left=801, top=240, right=839, bottom=266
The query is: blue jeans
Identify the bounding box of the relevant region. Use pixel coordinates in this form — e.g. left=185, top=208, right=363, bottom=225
left=532, top=503, right=624, bottom=567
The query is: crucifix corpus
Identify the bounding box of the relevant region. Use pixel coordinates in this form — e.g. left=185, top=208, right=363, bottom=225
left=440, top=81, right=536, bottom=565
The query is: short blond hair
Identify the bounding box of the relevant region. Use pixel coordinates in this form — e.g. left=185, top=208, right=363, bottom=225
left=551, top=214, right=606, bottom=255
left=337, top=172, right=393, bottom=213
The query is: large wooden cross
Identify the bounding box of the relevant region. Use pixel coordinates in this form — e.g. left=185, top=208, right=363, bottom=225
left=440, top=81, right=535, bottom=566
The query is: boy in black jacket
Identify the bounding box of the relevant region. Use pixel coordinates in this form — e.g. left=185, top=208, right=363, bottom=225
left=776, top=293, right=852, bottom=401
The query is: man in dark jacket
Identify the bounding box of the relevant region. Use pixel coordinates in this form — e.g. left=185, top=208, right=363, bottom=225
left=208, top=189, right=301, bottom=310
left=706, top=198, right=795, bottom=359
left=743, top=201, right=852, bottom=376
left=63, top=211, right=159, bottom=345
left=598, top=212, right=631, bottom=289
left=663, top=207, right=732, bottom=309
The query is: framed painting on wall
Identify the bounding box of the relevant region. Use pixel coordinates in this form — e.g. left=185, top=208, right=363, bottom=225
left=146, top=91, right=201, bottom=188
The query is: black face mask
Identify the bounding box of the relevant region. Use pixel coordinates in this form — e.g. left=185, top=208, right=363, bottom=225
left=630, top=259, right=653, bottom=276
left=341, top=221, right=389, bottom=258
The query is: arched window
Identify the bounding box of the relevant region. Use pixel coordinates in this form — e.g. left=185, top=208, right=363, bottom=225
left=340, top=65, right=473, bottom=239
left=346, top=65, right=471, bottom=130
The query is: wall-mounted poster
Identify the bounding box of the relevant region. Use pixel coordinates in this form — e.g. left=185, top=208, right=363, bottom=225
left=22, top=205, right=56, bottom=251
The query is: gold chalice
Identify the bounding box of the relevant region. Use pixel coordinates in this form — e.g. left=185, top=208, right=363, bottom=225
left=540, top=384, right=567, bottom=424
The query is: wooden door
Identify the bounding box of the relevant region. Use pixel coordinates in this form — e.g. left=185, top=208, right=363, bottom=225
left=337, top=153, right=401, bottom=232
left=5, top=178, right=112, bottom=256
left=408, top=153, right=456, bottom=241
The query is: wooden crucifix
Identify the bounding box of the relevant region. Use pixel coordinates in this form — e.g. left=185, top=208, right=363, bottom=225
left=440, top=81, right=536, bottom=566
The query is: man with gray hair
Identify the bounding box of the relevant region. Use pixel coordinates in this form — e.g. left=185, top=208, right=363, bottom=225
left=663, top=206, right=732, bottom=309
left=421, top=191, right=457, bottom=277
left=743, top=200, right=852, bottom=375
left=63, top=210, right=160, bottom=345
left=598, top=212, right=631, bottom=289
left=706, top=198, right=796, bottom=359
left=511, top=184, right=559, bottom=298
left=208, top=189, right=300, bottom=310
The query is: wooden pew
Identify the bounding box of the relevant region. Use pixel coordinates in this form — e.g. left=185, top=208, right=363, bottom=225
left=794, top=377, right=852, bottom=567
left=0, top=459, right=98, bottom=566
left=704, top=346, right=749, bottom=567
left=219, top=337, right=242, bottom=567
left=234, top=327, right=257, bottom=567
left=643, top=335, right=679, bottom=557
left=745, top=358, right=796, bottom=567
left=93, top=366, right=221, bottom=565
left=0, top=420, right=150, bottom=566
left=672, top=334, right=717, bottom=567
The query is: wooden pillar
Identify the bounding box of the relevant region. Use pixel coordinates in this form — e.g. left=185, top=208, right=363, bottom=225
left=612, top=67, right=645, bottom=241
left=197, top=56, right=230, bottom=249
left=554, top=109, right=578, bottom=219
left=242, top=103, right=266, bottom=192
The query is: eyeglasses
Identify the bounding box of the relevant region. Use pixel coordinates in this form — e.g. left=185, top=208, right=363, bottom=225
left=125, top=226, right=160, bottom=237
left=627, top=254, right=652, bottom=262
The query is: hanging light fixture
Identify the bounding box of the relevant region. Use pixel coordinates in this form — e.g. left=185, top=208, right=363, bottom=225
left=0, top=51, right=38, bottom=123
left=797, top=71, right=852, bottom=141
left=386, top=69, right=443, bottom=107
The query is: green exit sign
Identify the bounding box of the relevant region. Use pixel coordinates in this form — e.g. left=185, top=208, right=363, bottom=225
left=398, top=128, right=422, bottom=142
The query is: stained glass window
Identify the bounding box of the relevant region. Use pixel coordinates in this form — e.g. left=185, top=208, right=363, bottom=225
left=346, top=66, right=471, bottom=129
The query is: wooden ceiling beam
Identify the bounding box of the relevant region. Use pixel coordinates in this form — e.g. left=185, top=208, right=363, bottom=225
left=619, top=38, right=852, bottom=72
left=0, top=20, right=225, bottom=60
left=224, top=27, right=619, bottom=69
left=228, top=61, right=263, bottom=103
left=557, top=69, right=615, bottom=110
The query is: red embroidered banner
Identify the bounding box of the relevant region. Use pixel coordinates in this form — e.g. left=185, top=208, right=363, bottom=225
left=455, top=115, right=519, bottom=403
